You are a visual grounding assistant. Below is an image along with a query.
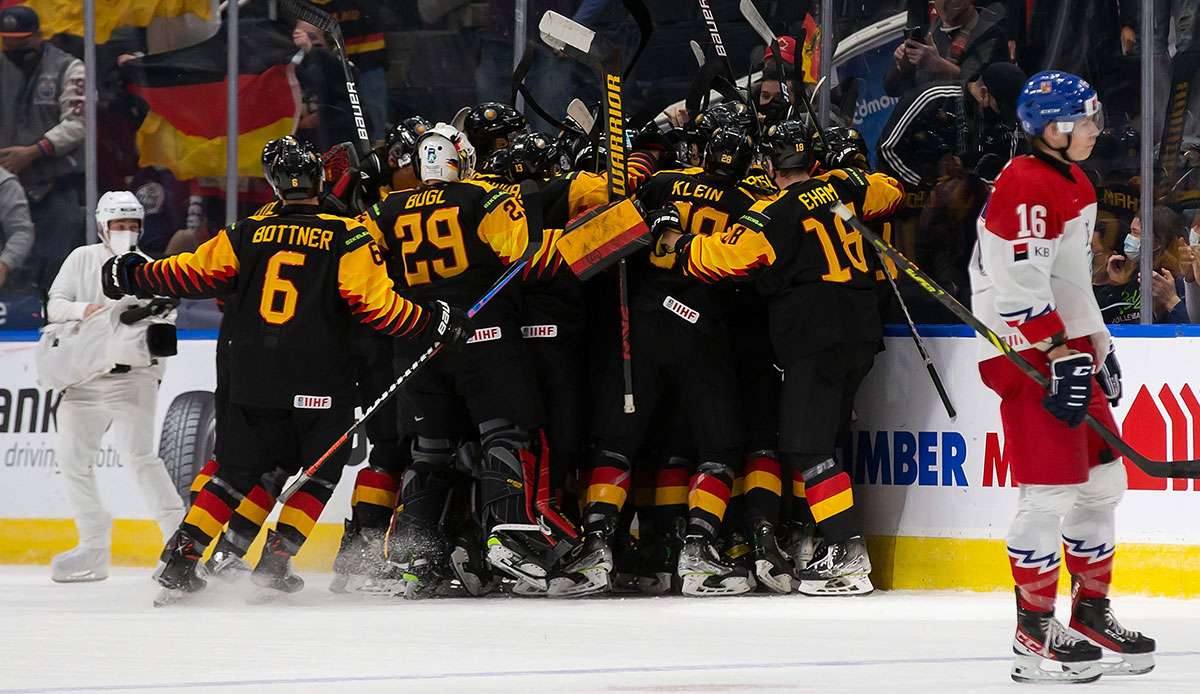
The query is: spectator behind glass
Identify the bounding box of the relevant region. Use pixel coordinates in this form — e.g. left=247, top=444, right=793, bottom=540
left=315, top=1, right=392, bottom=142
left=0, top=5, right=86, bottom=297
left=1093, top=206, right=1191, bottom=324
left=292, top=19, right=360, bottom=153
left=1184, top=214, right=1200, bottom=322
left=885, top=0, right=1010, bottom=98
left=0, top=164, right=33, bottom=291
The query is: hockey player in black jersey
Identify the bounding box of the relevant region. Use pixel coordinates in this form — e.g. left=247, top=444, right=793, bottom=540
left=102, top=136, right=469, bottom=605
left=359, top=123, right=576, bottom=596
left=576, top=117, right=778, bottom=597
left=649, top=118, right=904, bottom=596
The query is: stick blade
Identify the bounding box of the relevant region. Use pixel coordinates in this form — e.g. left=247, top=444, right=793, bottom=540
left=450, top=106, right=471, bottom=133
left=539, top=10, right=595, bottom=55
left=739, top=0, right=776, bottom=45
left=566, top=98, right=595, bottom=134
left=689, top=40, right=705, bottom=67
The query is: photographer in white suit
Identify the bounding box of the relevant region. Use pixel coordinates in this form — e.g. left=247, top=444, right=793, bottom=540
left=43, top=191, right=184, bottom=582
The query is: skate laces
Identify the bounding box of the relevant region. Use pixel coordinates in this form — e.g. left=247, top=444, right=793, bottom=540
left=1103, top=608, right=1138, bottom=638
left=1045, top=618, right=1087, bottom=650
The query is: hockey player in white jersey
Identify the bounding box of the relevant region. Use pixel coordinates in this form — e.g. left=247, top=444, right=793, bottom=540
left=45, top=192, right=185, bottom=582
left=970, top=71, right=1155, bottom=684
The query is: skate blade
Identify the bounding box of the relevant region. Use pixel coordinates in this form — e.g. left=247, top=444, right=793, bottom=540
left=1096, top=653, right=1155, bottom=676
left=680, top=573, right=755, bottom=597
left=51, top=571, right=108, bottom=584
left=548, top=567, right=611, bottom=598
left=511, top=577, right=549, bottom=596
left=755, top=560, right=794, bottom=594
left=1011, top=655, right=1103, bottom=684
left=486, top=545, right=548, bottom=590
left=152, top=587, right=187, bottom=608
left=797, top=574, right=873, bottom=596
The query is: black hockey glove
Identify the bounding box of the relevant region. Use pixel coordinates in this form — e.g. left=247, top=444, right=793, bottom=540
left=119, top=297, right=180, bottom=325
left=101, top=252, right=152, bottom=300
left=423, top=299, right=473, bottom=347
left=1043, top=352, right=1094, bottom=428
left=1095, top=345, right=1122, bottom=407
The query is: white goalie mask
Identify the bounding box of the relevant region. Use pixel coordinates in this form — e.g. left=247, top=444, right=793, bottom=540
left=96, top=190, right=145, bottom=254
left=412, top=123, right=476, bottom=184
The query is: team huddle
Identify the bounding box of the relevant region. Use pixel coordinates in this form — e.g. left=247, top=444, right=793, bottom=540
left=94, top=59, right=1157, bottom=682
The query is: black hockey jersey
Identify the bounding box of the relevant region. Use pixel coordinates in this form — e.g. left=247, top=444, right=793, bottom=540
left=127, top=204, right=427, bottom=408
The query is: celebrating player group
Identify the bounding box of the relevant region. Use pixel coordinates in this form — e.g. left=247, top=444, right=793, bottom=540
left=87, top=2, right=1177, bottom=685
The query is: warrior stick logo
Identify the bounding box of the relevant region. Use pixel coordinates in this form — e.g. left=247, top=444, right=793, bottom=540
left=606, top=74, right=627, bottom=197
left=698, top=0, right=727, bottom=57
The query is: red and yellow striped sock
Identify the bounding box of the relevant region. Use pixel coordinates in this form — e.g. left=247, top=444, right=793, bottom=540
left=583, top=459, right=631, bottom=532
left=351, top=466, right=400, bottom=529
left=686, top=465, right=733, bottom=540
left=805, top=471, right=857, bottom=543
left=743, top=453, right=782, bottom=527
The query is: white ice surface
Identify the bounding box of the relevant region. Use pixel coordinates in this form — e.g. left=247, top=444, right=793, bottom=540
left=1, top=566, right=1198, bottom=694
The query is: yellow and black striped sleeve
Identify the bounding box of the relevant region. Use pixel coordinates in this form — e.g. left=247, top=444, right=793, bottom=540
left=627, top=151, right=657, bottom=192
left=337, top=220, right=428, bottom=338
left=820, top=169, right=904, bottom=221
left=679, top=201, right=778, bottom=282
left=132, top=227, right=240, bottom=298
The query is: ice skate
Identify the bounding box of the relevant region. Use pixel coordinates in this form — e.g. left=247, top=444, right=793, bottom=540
left=486, top=528, right=549, bottom=590
left=152, top=530, right=207, bottom=607
left=399, top=553, right=449, bottom=601
left=678, top=535, right=755, bottom=596
left=785, top=521, right=818, bottom=572
left=796, top=536, right=873, bottom=596
left=547, top=532, right=613, bottom=598
left=248, top=531, right=304, bottom=603
left=1069, top=596, right=1155, bottom=676
left=1012, top=594, right=1103, bottom=684
left=751, top=521, right=794, bottom=594
left=330, top=520, right=384, bottom=594
left=449, top=533, right=499, bottom=597
left=204, top=536, right=250, bottom=583
left=50, top=546, right=110, bottom=583
left=637, top=520, right=684, bottom=595
left=610, top=533, right=640, bottom=593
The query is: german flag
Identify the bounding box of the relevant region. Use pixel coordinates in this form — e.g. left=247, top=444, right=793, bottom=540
left=0, top=0, right=211, bottom=43
left=121, top=18, right=300, bottom=180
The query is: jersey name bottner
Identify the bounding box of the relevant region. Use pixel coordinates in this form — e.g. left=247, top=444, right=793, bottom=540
left=250, top=224, right=334, bottom=251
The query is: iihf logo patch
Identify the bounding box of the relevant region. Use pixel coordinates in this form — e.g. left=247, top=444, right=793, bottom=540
left=1013, top=242, right=1029, bottom=262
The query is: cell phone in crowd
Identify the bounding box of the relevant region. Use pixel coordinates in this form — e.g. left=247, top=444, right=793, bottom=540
left=904, top=25, right=927, bottom=43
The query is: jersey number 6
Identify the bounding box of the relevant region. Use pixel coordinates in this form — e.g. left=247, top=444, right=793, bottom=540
left=260, top=250, right=305, bottom=325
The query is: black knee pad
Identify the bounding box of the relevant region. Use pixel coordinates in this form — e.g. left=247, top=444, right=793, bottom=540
left=477, top=419, right=534, bottom=528
left=398, top=437, right=457, bottom=528
left=694, top=460, right=734, bottom=486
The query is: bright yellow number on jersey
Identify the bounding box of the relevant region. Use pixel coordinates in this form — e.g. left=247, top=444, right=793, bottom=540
left=834, top=203, right=869, bottom=272
left=260, top=250, right=305, bottom=325
left=677, top=202, right=731, bottom=237
left=874, top=221, right=898, bottom=281
left=803, top=217, right=852, bottom=283
left=427, top=207, right=469, bottom=279
left=393, top=207, right=467, bottom=287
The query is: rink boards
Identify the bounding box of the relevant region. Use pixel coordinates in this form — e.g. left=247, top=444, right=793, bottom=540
left=1, top=328, right=1198, bottom=596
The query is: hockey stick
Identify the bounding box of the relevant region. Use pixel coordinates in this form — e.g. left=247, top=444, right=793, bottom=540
left=879, top=255, right=957, bottom=421
left=541, top=11, right=637, bottom=414
left=831, top=202, right=1200, bottom=479
left=277, top=0, right=370, bottom=153
left=738, top=0, right=793, bottom=118
left=566, top=98, right=595, bottom=135
left=689, top=39, right=706, bottom=67
left=278, top=181, right=547, bottom=504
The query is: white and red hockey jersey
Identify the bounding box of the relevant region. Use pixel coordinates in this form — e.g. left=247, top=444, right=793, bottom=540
left=969, top=152, right=1110, bottom=362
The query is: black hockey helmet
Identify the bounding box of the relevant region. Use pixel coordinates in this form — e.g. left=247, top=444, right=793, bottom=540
left=702, top=126, right=756, bottom=181
left=821, top=125, right=869, bottom=171
left=464, top=102, right=528, bottom=157
left=385, top=116, right=432, bottom=169
left=689, top=101, right=755, bottom=144
left=505, top=131, right=572, bottom=182
left=765, top=119, right=818, bottom=173
left=262, top=136, right=323, bottom=201
left=478, top=146, right=512, bottom=176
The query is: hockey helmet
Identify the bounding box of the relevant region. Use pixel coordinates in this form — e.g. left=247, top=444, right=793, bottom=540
left=764, top=119, right=818, bottom=173
left=95, top=190, right=144, bottom=252
left=478, top=146, right=512, bottom=176
left=689, top=101, right=755, bottom=143
left=821, top=125, right=869, bottom=171
left=385, top=116, right=432, bottom=169
left=412, top=123, right=477, bottom=184
left=1016, top=71, right=1103, bottom=137
left=504, top=131, right=572, bottom=182
left=703, top=126, right=756, bottom=181
left=262, top=136, right=324, bottom=201
left=464, top=102, right=527, bottom=157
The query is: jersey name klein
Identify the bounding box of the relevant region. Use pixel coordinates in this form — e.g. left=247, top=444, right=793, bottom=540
left=250, top=224, right=334, bottom=251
